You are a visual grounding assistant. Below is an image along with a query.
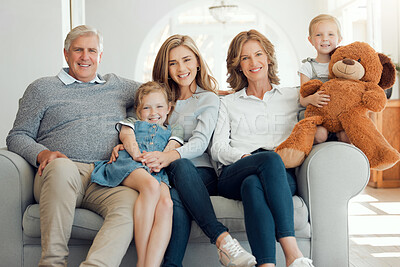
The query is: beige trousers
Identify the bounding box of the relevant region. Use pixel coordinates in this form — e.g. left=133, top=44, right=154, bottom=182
left=34, top=158, right=138, bottom=267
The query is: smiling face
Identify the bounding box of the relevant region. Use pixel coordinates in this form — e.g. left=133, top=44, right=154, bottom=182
left=329, top=42, right=385, bottom=84
left=168, top=45, right=199, bottom=93
left=239, top=40, right=270, bottom=84
left=63, top=34, right=102, bottom=82
left=138, top=91, right=171, bottom=125
left=332, top=58, right=365, bottom=80
left=308, top=20, right=342, bottom=56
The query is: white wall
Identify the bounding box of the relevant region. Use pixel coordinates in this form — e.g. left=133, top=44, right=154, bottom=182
left=2, top=0, right=397, bottom=147
left=380, top=0, right=400, bottom=99
left=0, top=0, right=319, bottom=147
left=84, top=0, right=318, bottom=82
left=84, top=0, right=319, bottom=88
left=1, top=0, right=64, bottom=147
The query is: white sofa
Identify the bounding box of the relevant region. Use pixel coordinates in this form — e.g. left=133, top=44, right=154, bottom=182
left=0, top=142, right=370, bottom=267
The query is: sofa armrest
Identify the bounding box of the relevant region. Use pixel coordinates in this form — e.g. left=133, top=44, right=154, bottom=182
left=0, top=148, right=35, bottom=266
left=296, top=142, right=370, bottom=267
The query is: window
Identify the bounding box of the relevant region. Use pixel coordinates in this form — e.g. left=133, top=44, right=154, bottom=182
left=134, top=2, right=299, bottom=88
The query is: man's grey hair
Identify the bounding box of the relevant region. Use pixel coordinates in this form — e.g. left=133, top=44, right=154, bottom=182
left=64, top=25, right=103, bottom=52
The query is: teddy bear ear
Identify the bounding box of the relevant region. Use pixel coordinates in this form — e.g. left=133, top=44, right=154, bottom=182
left=378, top=53, right=396, bottom=90
left=329, top=46, right=340, bottom=57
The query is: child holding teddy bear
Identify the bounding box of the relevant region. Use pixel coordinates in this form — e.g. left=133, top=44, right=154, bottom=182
left=298, top=14, right=350, bottom=144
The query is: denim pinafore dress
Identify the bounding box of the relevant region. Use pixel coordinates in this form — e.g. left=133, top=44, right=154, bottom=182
left=91, top=120, right=171, bottom=187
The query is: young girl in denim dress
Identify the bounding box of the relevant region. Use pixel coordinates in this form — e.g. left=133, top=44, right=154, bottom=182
left=91, top=81, right=183, bottom=267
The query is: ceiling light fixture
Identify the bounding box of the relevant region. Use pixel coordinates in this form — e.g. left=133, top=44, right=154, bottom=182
left=209, top=0, right=238, bottom=24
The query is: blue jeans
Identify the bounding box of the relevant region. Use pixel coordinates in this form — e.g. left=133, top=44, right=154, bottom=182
left=162, top=158, right=228, bottom=267
left=218, top=150, right=297, bottom=265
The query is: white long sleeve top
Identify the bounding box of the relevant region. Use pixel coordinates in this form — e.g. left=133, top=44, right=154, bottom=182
left=169, top=86, right=220, bottom=168
left=211, top=84, right=301, bottom=167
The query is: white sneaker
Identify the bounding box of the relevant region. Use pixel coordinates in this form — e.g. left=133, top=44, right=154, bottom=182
left=218, top=235, right=257, bottom=267
left=288, top=257, right=314, bottom=267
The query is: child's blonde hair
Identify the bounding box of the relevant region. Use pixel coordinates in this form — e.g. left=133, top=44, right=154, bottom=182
left=309, top=14, right=342, bottom=39
left=134, top=81, right=173, bottom=124
left=152, top=34, right=218, bottom=101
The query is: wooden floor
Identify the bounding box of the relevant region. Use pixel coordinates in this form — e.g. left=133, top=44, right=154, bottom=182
left=349, top=186, right=400, bottom=267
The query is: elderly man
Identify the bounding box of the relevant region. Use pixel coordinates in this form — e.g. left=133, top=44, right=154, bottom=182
left=7, top=25, right=140, bottom=267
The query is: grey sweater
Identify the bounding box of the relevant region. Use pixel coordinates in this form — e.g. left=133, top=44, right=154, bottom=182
left=7, top=73, right=140, bottom=167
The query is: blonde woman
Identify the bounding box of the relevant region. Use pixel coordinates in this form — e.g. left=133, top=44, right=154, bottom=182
left=149, top=34, right=256, bottom=267
left=109, top=34, right=255, bottom=267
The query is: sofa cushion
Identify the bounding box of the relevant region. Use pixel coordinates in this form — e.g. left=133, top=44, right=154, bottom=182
left=22, top=195, right=310, bottom=241
left=23, top=204, right=103, bottom=240
left=188, top=195, right=310, bottom=241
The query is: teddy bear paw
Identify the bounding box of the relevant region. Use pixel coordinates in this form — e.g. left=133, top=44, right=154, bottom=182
left=276, top=148, right=306, bottom=168
left=371, top=157, right=400, bottom=171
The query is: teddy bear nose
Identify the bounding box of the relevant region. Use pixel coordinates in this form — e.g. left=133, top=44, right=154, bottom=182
left=342, top=58, right=355, bottom=65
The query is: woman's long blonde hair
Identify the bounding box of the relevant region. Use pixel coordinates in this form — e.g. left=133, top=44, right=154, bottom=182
left=152, top=34, right=218, bottom=101
left=226, top=29, right=280, bottom=91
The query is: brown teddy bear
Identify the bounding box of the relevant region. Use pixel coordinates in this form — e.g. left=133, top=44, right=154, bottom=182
left=275, top=42, right=400, bottom=170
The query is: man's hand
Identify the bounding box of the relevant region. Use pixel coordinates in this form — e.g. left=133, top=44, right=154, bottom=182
left=108, top=144, right=125, bottom=163
left=37, top=150, right=68, bottom=176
